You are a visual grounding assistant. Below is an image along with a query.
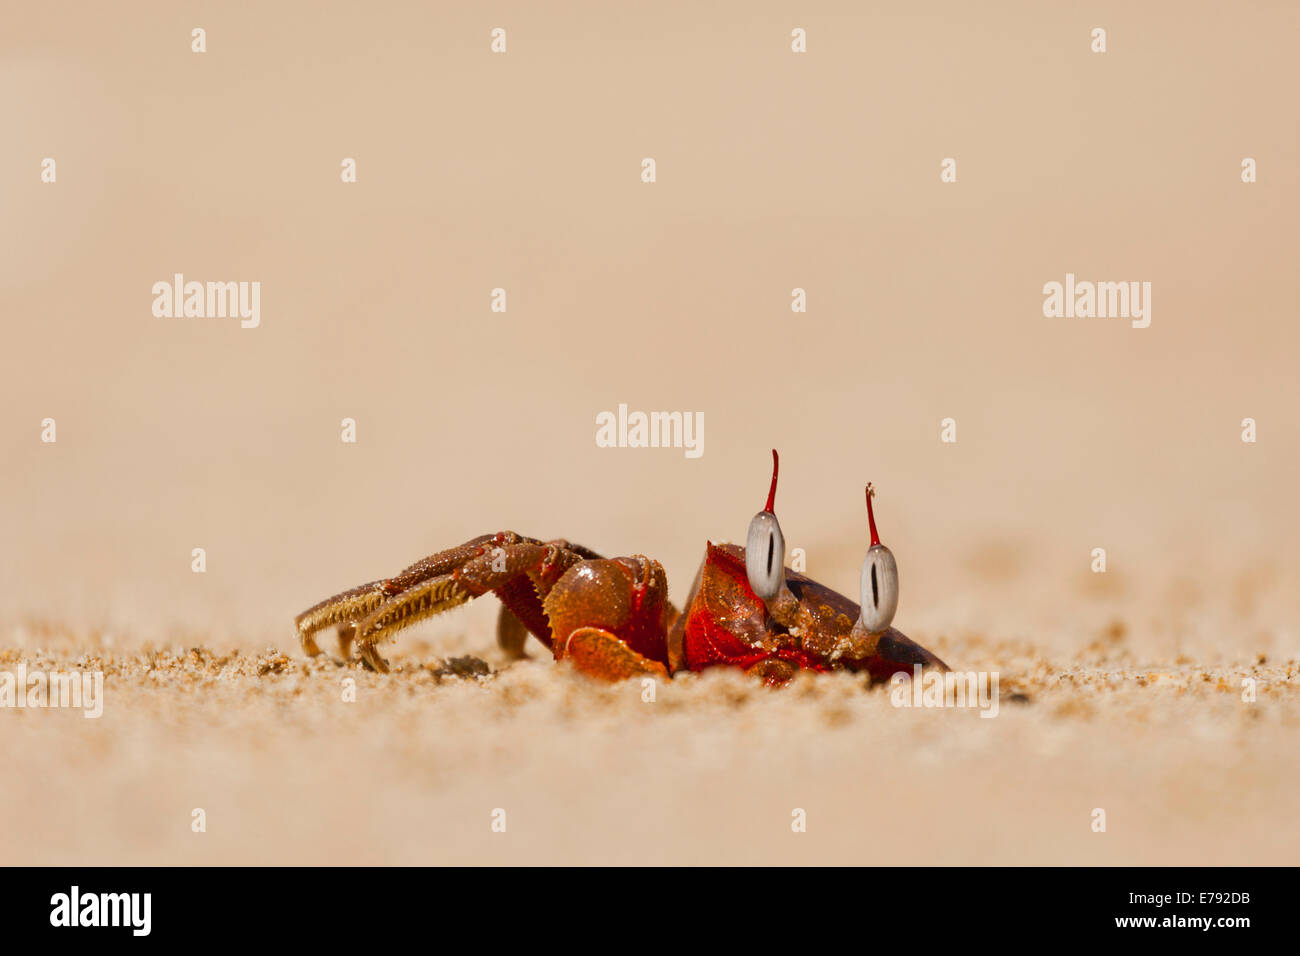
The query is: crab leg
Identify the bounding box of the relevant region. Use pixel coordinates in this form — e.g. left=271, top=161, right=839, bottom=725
left=495, top=603, right=532, bottom=659
left=294, top=533, right=501, bottom=655
left=293, top=580, right=390, bottom=657
left=353, top=574, right=474, bottom=671
left=294, top=532, right=604, bottom=672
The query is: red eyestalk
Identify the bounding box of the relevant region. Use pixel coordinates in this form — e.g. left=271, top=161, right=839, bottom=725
left=865, top=483, right=880, bottom=547
left=763, top=449, right=780, bottom=513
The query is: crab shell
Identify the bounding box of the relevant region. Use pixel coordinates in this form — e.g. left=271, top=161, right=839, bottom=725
left=666, top=542, right=948, bottom=683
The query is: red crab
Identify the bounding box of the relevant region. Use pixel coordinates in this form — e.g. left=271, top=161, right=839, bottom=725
left=294, top=451, right=948, bottom=684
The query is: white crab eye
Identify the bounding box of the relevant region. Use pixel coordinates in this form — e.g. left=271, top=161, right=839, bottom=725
left=859, top=544, right=898, bottom=632
left=746, top=510, right=785, bottom=600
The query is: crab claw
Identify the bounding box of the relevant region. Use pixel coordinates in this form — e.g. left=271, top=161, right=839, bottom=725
left=543, top=555, right=675, bottom=679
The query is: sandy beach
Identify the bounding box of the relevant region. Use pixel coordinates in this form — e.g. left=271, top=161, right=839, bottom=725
left=2, top=614, right=1297, bottom=865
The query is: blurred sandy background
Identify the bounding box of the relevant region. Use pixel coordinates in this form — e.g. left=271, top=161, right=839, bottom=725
left=2, top=2, right=1297, bottom=865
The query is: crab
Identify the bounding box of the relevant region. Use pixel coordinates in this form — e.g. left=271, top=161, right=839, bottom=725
left=293, top=451, right=948, bottom=684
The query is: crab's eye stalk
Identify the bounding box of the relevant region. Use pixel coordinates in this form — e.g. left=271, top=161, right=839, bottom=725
left=858, top=484, right=899, bottom=632
left=746, top=509, right=786, bottom=600
left=860, top=546, right=898, bottom=631
left=745, top=450, right=786, bottom=600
